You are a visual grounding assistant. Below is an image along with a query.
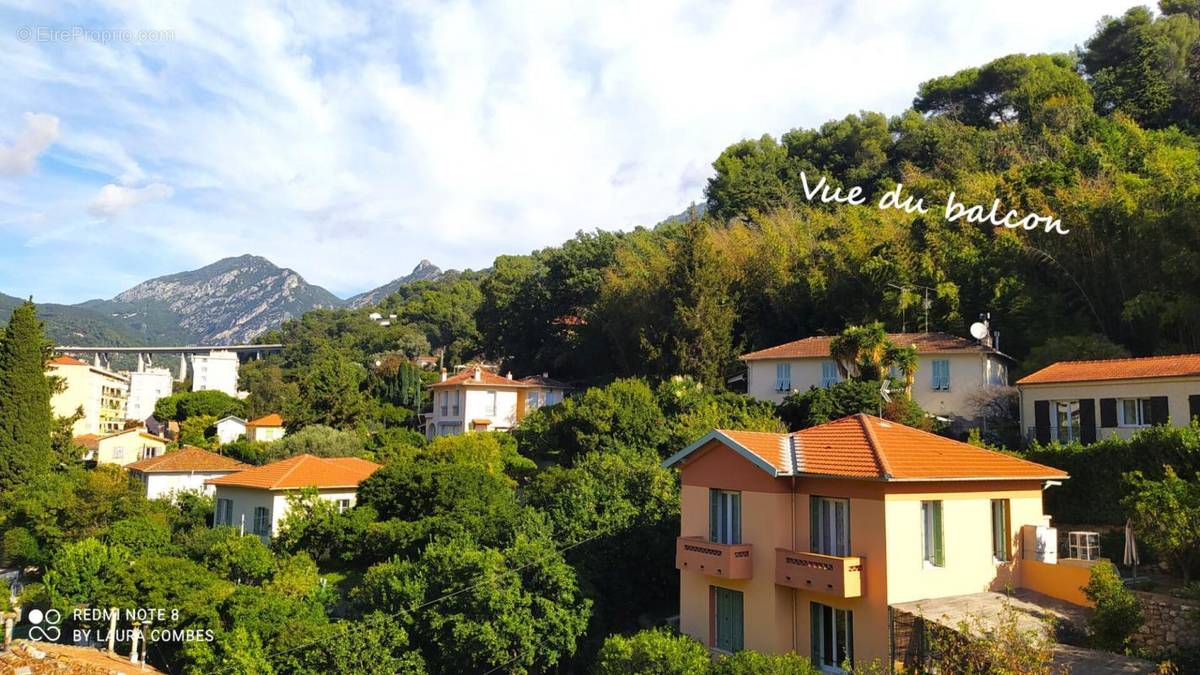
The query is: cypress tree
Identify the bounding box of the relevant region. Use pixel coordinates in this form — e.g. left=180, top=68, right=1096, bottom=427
left=0, top=300, right=54, bottom=492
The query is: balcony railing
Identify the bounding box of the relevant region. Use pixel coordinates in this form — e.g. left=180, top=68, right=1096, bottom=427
left=675, top=536, right=753, bottom=579
left=774, top=549, right=863, bottom=598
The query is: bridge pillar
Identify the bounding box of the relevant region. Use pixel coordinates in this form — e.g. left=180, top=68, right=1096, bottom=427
left=177, top=353, right=188, bottom=382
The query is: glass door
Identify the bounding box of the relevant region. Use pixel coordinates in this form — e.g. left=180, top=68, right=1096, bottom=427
left=811, top=496, right=850, bottom=556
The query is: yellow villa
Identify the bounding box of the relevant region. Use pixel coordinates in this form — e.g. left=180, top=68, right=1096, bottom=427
left=47, top=356, right=129, bottom=435
left=663, top=414, right=1082, bottom=669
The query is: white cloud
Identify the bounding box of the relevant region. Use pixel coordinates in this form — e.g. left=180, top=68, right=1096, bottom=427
left=88, top=182, right=174, bottom=218
left=0, top=112, right=59, bottom=176
left=0, top=0, right=1136, bottom=301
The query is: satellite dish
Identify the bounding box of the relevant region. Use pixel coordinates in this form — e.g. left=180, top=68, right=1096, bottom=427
left=969, top=322, right=988, bottom=340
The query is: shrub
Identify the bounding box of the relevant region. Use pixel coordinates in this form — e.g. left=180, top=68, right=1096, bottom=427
left=593, top=628, right=710, bottom=675
left=711, top=650, right=819, bottom=674
left=1122, top=466, right=1200, bottom=583
left=1082, top=560, right=1143, bottom=652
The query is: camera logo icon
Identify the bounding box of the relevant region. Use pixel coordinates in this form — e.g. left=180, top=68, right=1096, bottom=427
left=27, top=608, right=62, bottom=642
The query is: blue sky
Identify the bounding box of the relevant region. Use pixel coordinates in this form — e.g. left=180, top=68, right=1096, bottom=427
left=0, top=0, right=1134, bottom=303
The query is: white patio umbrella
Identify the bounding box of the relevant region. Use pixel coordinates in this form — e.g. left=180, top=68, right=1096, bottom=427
left=1123, top=519, right=1139, bottom=580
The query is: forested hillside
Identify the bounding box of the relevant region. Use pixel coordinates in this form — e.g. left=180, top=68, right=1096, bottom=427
left=249, top=3, right=1199, bottom=394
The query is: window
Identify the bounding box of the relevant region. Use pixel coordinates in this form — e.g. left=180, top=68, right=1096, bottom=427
left=991, top=499, right=1011, bottom=562
left=811, top=496, right=850, bottom=557
left=452, top=390, right=461, bottom=416
left=112, top=446, right=124, bottom=460
left=709, top=489, right=741, bottom=545
left=337, top=499, right=352, bottom=514
left=1052, top=400, right=1081, bottom=442
left=216, top=498, right=233, bottom=526
left=440, top=391, right=448, bottom=416
left=252, top=507, right=271, bottom=536
left=712, top=587, right=744, bottom=653
left=526, top=390, right=541, bottom=410
left=775, top=363, right=792, bottom=392
left=1118, top=398, right=1151, bottom=427
left=921, top=500, right=944, bottom=567
left=821, top=361, right=841, bottom=388
left=546, top=390, right=560, bottom=405
left=811, top=602, right=853, bottom=671
left=484, top=391, right=497, bottom=416
left=931, top=359, right=950, bottom=391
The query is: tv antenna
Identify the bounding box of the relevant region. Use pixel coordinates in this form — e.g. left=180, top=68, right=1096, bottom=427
left=887, top=283, right=935, bottom=333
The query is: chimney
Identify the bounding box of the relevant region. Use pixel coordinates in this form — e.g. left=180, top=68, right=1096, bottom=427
left=440, top=368, right=448, bottom=383
left=506, top=372, right=513, bottom=380
left=473, top=366, right=481, bottom=382
left=543, top=372, right=549, bottom=378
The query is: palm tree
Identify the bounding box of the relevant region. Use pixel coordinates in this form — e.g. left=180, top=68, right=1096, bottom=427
left=830, top=322, right=891, bottom=380
left=886, top=344, right=919, bottom=395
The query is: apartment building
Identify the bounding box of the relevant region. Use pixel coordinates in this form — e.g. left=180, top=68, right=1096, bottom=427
left=425, top=367, right=570, bottom=439
left=191, top=350, right=240, bottom=396
left=740, top=333, right=1009, bottom=422
left=207, top=454, right=380, bottom=542
left=126, top=367, right=174, bottom=422
left=47, top=356, right=130, bottom=435
left=663, top=414, right=1076, bottom=667
left=1017, top=353, right=1200, bottom=445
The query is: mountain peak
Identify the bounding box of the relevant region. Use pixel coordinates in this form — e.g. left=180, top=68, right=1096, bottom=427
left=346, top=260, right=444, bottom=309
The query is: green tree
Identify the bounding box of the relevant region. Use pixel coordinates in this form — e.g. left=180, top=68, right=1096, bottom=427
left=179, top=414, right=218, bottom=447
left=154, top=390, right=245, bottom=422
left=711, top=650, right=820, bottom=674
left=705, top=135, right=791, bottom=222
left=292, top=348, right=367, bottom=429
left=271, top=424, right=365, bottom=459
left=593, top=628, right=710, bottom=675
left=1081, top=5, right=1200, bottom=130
left=0, top=300, right=54, bottom=492
left=514, top=378, right=669, bottom=463
left=1020, top=334, right=1130, bottom=378
left=1122, top=466, right=1200, bottom=582
left=1082, top=560, right=1143, bottom=652
left=667, top=218, right=738, bottom=388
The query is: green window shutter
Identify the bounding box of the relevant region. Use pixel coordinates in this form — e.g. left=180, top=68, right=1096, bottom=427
left=710, top=489, right=719, bottom=542
left=731, top=493, right=741, bottom=545
left=933, top=501, right=945, bottom=567
left=810, top=602, right=821, bottom=664
left=731, top=590, right=744, bottom=652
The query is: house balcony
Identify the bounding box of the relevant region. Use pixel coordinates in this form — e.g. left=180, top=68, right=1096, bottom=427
left=675, top=536, right=753, bottom=579
left=774, top=549, right=863, bottom=598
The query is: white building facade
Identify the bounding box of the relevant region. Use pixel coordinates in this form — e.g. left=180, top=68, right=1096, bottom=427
left=741, top=332, right=1010, bottom=422
left=127, top=368, right=174, bottom=422
left=192, top=350, right=241, bottom=397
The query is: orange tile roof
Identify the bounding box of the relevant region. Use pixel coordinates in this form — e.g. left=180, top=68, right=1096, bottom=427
left=74, top=433, right=101, bottom=449
left=668, top=414, right=1066, bottom=481
left=48, top=354, right=88, bottom=366
left=126, top=445, right=248, bottom=473
left=246, top=413, right=284, bottom=427
left=428, top=368, right=536, bottom=389
left=518, top=374, right=573, bottom=389
left=741, top=332, right=998, bottom=361
left=206, top=454, right=381, bottom=490
left=1017, top=353, right=1200, bottom=385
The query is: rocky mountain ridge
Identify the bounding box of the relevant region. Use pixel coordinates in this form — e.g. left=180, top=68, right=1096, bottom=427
left=2, top=256, right=443, bottom=346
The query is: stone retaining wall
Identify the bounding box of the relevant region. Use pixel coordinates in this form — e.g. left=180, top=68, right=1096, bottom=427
left=1131, top=590, right=1198, bottom=659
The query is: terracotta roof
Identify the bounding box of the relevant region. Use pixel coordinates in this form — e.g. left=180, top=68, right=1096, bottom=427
left=126, top=445, right=248, bottom=473
left=665, top=414, right=1067, bottom=481
left=246, top=413, right=284, bottom=427
left=206, top=454, right=381, bottom=490
left=1017, top=354, right=1200, bottom=385
left=741, top=332, right=998, bottom=361
left=4, top=640, right=164, bottom=674
left=74, top=433, right=101, bottom=449
left=518, top=374, right=573, bottom=389
left=48, top=355, right=88, bottom=366
left=428, top=368, right=536, bottom=389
